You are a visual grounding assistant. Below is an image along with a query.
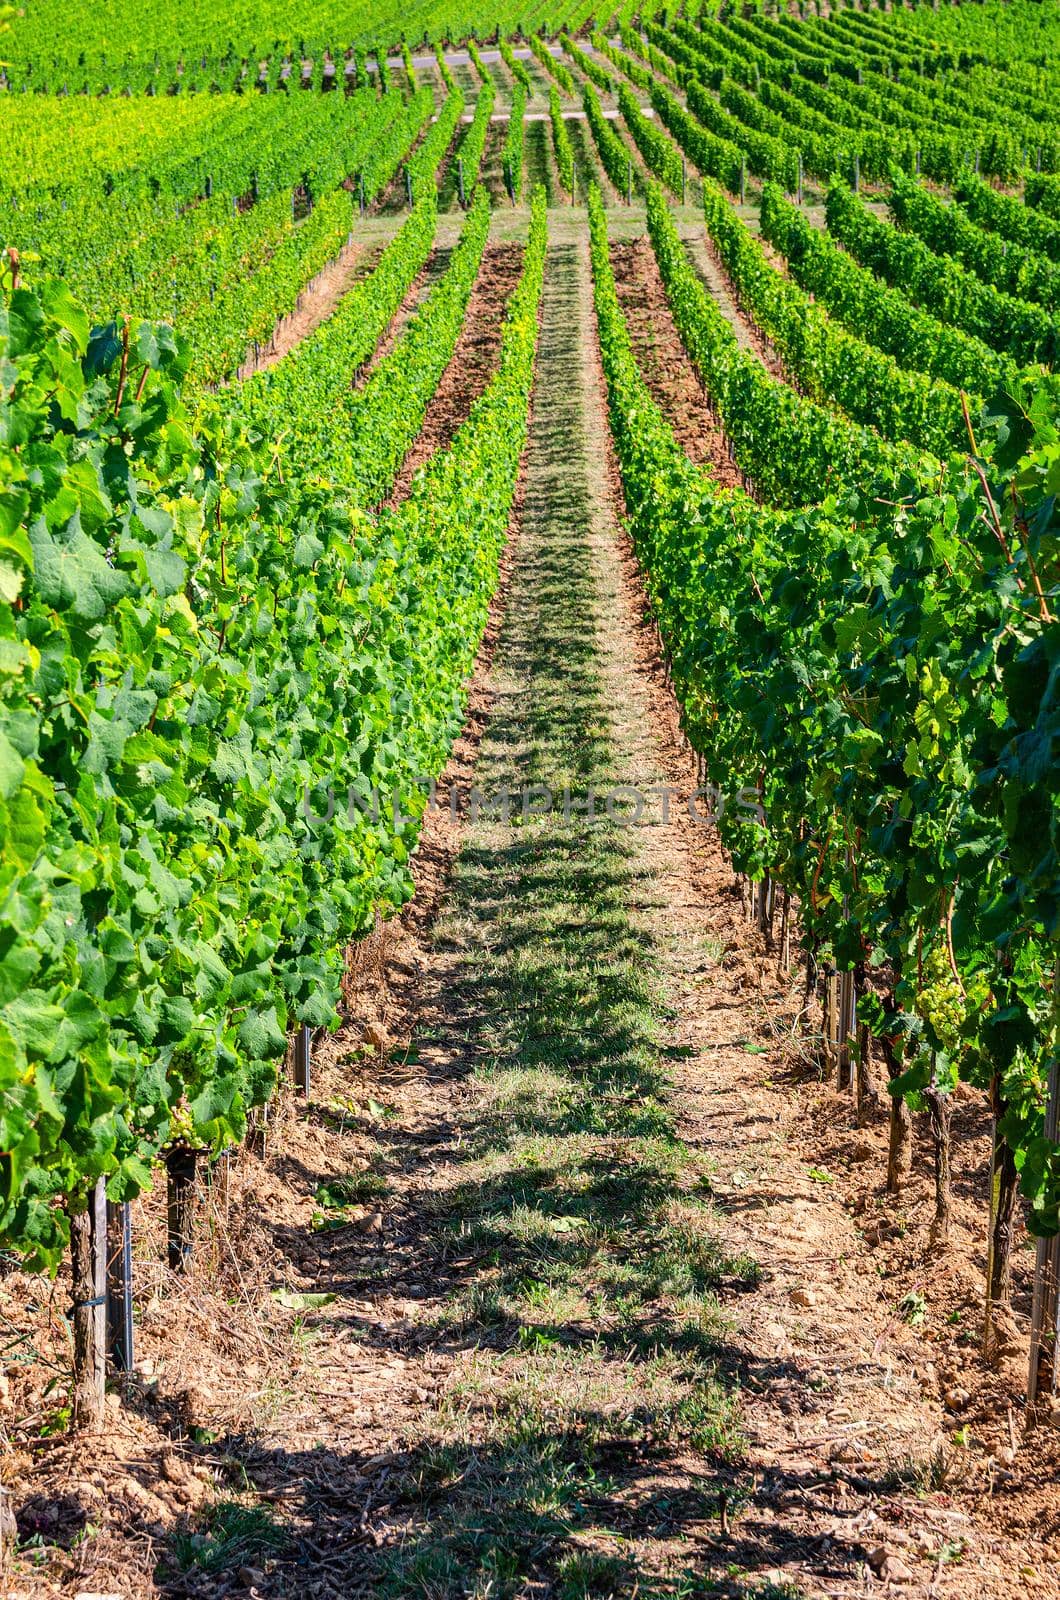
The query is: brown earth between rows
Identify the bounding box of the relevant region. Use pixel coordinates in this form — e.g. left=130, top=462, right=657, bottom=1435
left=386, top=241, right=526, bottom=505
left=610, top=234, right=744, bottom=487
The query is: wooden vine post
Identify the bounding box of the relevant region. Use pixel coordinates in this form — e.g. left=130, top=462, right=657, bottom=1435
left=803, top=935, right=819, bottom=1019
left=923, top=1054, right=953, bottom=1250
left=1029, top=1054, right=1060, bottom=1404
left=853, top=956, right=878, bottom=1123
left=983, top=1084, right=1019, bottom=1351
left=778, top=886, right=791, bottom=974
left=70, top=1178, right=107, bottom=1429
left=837, top=969, right=853, bottom=1091
left=880, top=1014, right=913, bottom=1193
left=757, top=869, right=772, bottom=942
left=822, top=965, right=837, bottom=1074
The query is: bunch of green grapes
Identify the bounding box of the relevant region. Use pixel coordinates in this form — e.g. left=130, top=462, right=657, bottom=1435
left=166, top=1099, right=206, bottom=1153
left=915, top=943, right=988, bottom=1054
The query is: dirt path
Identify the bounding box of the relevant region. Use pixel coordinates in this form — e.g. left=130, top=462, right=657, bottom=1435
left=523, top=116, right=559, bottom=207
left=361, top=245, right=453, bottom=380
left=568, top=114, right=619, bottom=207
left=682, top=229, right=788, bottom=375
left=235, top=237, right=374, bottom=379
left=611, top=235, right=743, bottom=485
left=386, top=241, right=526, bottom=504
left=480, top=119, right=511, bottom=207
left=333, top=235, right=764, bottom=1594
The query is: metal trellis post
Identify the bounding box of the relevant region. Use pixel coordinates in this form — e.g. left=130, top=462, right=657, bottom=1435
left=295, top=1023, right=312, bottom=1098
left=106, top=1200, right=134, bottom=1373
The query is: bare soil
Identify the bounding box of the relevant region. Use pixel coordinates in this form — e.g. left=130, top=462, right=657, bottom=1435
left=682, top=229, right=790, bottom=378
left=359, top=246, right=452, bottom=381
left=386, top=242, right=525, bottom=504
left=611, top=235, right=743, bottom=486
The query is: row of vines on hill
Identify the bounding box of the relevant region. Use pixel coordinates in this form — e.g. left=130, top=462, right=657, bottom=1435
left=588, top=174, right=1060, bottom=1402
left=559, top=0, right=1060, bottom=1393
left=0, top=185, right=548, bottom=1407
left=548, top=0, right=1060, bottom=1402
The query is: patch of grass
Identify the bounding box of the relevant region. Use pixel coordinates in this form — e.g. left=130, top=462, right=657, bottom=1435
left=442, top=1341, right=738, bottom=1451
left=881, top=1444, right=961, bottom=1493
left=314, top=1170, right=388, bottom=1208
left=555, top=1547, right=636, bottom=1598
left=373, top=240, right=752, bottom=1600
left=380, top=1435, right=593, bottom=1599
left=674, top=1578, right=805, bottom=1599
left=165, top=1501, right=286, bottom=1578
